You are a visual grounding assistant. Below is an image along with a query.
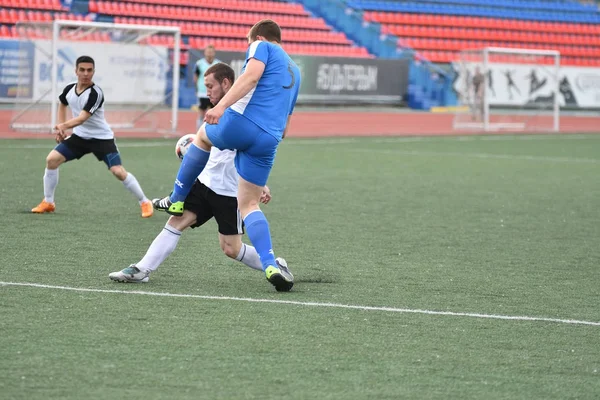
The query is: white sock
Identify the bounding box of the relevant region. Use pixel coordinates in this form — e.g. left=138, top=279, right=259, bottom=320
left=43, top=168, right=59, bottom=204
left=136, top=224, right=182, bottom=273
left=235, top=243, right=263, bottom=271
left=122, top=173, right=148, bottom=204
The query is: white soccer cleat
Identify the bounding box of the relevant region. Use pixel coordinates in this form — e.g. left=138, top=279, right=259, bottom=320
left=109, top=265, right=149, bottom=283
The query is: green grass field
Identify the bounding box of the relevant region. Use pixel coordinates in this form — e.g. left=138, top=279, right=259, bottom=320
left=1, top=134, right=599, bottom=399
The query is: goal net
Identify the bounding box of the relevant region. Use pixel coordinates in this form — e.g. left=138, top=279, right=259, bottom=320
left=452, top=47, right=560, bottom=133
left=10, top=20, right=181, bottom=135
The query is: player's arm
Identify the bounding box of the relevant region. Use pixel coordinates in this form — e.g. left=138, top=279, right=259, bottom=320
left=54, top=103, right=69, bottom=142
left=282, top=115, right=292, bottom=139
left=212, top=58, right=265, bottom=112
left=282, top=84, right=299, bottom=139
left=55, top=84, right=74, bottom=142
left=56, top=87, right=102, bottom=134
left=58, top=109, right=92, bottom=131
left=57, top=102, right=67, bottom=124
left=193, top=63, right=200, bottom=85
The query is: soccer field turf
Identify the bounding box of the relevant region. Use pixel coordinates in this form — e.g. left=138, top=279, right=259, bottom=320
left=1, top=134, right=599, bottom=399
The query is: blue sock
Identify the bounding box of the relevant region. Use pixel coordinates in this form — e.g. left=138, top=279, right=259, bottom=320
left=170, top=144, right=210, bottom=203
left=243, top=210, right=276, bottom=271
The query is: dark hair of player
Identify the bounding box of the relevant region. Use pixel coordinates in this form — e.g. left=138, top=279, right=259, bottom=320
left=204, top=63, right=235, bottom=85
left=247, top=19, right=281, bottom=44
left=76, top=56, right=95, bottom=67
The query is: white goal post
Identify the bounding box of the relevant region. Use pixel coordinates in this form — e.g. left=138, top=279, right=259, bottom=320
left=10, top=19, right=181, bottom=134
left=453, top=47, right=560, bottom=133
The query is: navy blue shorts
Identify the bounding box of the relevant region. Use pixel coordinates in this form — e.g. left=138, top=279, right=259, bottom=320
left=205, top=109, right=278, bottom=187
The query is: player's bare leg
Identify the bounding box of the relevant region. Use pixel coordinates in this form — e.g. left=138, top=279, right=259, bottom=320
left=32, top=150, right=65, bottom=213
left=110, top=165, right=153, bottom=218
left=220, top=234, right=263, bottom=271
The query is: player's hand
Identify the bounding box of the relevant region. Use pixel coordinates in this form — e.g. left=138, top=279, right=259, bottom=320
left=204, top=105, right=225, bottom=125
left=260, top=186, right=272, bottom=204
left=54, top=124, right=67, bottom=143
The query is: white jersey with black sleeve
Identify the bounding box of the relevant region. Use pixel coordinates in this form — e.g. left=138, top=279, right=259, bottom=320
left=198, top=148, right=238, bottom=198
left=59, top=82, right=114, bottom=140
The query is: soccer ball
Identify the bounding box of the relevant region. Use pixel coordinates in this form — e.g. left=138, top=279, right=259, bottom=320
left=175, top=134, right=195, bottom=160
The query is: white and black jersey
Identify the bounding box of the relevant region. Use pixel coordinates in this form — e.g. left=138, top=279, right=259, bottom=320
left=183, top=148, right=242, bottom=235
left=199, top=148, right=238, bottom=198
left=59, top=82, right=114, bottom=140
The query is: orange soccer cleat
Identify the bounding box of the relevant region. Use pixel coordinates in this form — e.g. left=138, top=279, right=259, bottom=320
left=140, top=200, right=154, bottom=218
left=31, top=200, right=55, bottom=214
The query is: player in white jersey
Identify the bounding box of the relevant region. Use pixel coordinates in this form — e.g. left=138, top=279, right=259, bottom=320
left=31, top=55, right=154, bottom=218
left=109, top=63, right=292, bottom=283
left=194, top=45, right=221, bottom=129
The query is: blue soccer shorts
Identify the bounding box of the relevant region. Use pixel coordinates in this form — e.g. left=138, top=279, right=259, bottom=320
left=205, top=109, right=279, bottom=187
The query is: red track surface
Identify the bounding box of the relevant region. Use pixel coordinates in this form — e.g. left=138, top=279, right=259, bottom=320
left=1, top=110, right=599, bottom=139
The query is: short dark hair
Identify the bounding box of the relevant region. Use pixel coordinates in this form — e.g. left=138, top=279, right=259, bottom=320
left=247, top=19, right=281, bottom=43
left=76, top=56, right=95, bottom=67
left=204, top=63, right=235, bottom=85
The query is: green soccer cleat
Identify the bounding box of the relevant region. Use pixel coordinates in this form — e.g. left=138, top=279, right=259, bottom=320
left=265, top=257, right=294, bottom=292
left=167, top=201, right=184, bottom=217
left=152, top=196, right=184, bottom=217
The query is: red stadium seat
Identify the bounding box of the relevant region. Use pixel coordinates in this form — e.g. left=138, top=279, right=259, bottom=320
left=379, top=11, right=600, bottom=66
left=0, top=25, right=10, bottom=37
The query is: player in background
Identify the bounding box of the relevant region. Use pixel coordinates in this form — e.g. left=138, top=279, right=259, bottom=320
left=109, top=63, right=292, bottom=284
left=153, top=20, right=301, bottom=292
left=194, top=45, right=221, bottom=129
left=31, top=55, right=153, bottom=218
left=472, top=66, right=485, bottom=121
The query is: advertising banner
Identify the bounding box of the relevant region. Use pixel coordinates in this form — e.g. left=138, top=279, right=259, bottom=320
left=0, top=39, right=34, bottom=99
left=188, top=50, right=409, bottom=104
left=32, top=40, right=168, bottom=105
left=453, top=62, right=600, bottom=108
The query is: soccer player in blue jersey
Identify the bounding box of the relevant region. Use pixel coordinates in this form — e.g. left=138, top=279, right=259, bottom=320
left=154, top=19, right=301, bottom=292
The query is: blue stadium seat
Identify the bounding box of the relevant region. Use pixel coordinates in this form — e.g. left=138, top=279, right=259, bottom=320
left=348, top=0, right=600, bottom=23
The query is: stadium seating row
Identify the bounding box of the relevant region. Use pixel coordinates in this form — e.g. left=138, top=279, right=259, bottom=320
left=113, top=17, right=351, bottom=45
left=187, top=37, right=370, bottom=57
left=115, top=0, right=309, bottom=16
left=0, top=0, right=64, bottom=11
left=362, top=10, right=600, bottom=65
left=387, top=25, right=600, bottom=47
left=365, top=12, right=600, bottom=35
left=401, top=38, right=600, bottom=58
left=90, top=1, right=330, bottom=30
left=0, top=11, right=90, bottom=25
left=369, top=0, right=596, bottom=13
left=88, top=1, right=368, bottom=57
left=350, top=0, right=600, bottom=23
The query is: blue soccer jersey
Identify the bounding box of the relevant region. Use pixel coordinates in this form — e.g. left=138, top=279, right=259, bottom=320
left=230, top=41, right=301, bottom=141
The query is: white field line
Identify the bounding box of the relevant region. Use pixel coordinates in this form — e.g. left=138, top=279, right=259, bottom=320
left=1, top=281, right=599, bottom=327
left=349, top=148, right=600, bottom=164
left=0, top=134, right=598, bottom=149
